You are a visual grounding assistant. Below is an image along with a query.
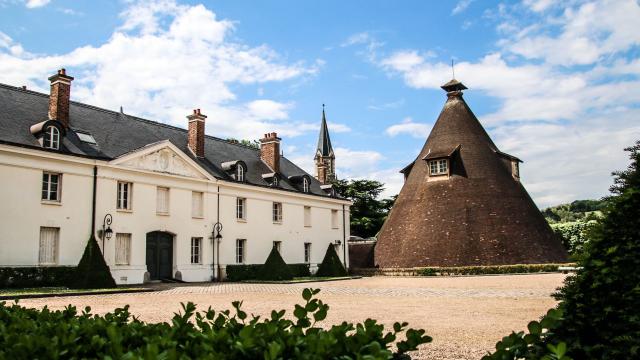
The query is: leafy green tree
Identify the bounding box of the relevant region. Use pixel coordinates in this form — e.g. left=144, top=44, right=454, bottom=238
left=226, top=138, right=260, bottom=150
left=332, top=179, right=396, bottom=238
left=485, top=140, right=640, bottom=359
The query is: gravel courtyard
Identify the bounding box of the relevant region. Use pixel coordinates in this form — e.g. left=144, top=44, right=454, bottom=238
left=18, top=274, right=566, bottom=359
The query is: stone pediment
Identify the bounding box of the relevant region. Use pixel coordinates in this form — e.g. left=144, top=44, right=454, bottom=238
left=112, top=142, right=210, bottom=180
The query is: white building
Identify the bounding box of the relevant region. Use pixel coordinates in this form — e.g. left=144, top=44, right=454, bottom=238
left=0, top=69, right=350, bottom=284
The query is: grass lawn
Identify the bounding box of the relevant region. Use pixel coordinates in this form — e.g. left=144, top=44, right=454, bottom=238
left=0, top=287, right=148, bottom=297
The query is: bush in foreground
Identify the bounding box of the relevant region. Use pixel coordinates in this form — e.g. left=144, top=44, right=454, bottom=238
left=316, top=244, right=348, bottom=277
left=0, top=288, right=431, bottom=359
left=257, top=247, right=293, bottom=281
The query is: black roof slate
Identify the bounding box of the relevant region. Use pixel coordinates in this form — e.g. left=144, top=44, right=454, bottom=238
left=0, top=83, right=332, bottom=198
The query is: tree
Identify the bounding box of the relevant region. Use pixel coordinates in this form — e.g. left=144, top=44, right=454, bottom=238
left=485, top=140, right=640, bottom=359
left=257, top=246, right=293, bottom=281
left=316, top=244, right=347, bottom=277
left=332, top=179, right=396, bottom=238
left=69, top=236, right=116, bottom=289
left=226, top=138, right=260, bottom=150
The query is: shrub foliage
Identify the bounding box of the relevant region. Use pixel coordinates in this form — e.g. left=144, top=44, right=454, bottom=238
left=257, top=247, right=294, bottom=281
left=484, top=140, right=640, bottom=360
left=316, top=244, right=348, bottom=277
left=417, top=263, right=569, bottom=276
left=0, top=267, right=76, bottom=288
left=69, top=236, right=116, bottom=289
left=226, top=264, right=310, bottom=281
left=0, top=288, right=431, bottom=359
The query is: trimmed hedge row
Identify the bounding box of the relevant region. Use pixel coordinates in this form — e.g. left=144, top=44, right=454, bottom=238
left=417, top=263, right=574, bottom=276
left=226, top=263, right=311, bottom=281
left=0, top=267, right=76, bottom=288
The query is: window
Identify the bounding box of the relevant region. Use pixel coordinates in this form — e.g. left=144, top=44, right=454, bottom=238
left=41, top=172, right=61, bottom=202
left=76, top=132, right=96, bottom=144
left=331, top=209, right=339, bottom=229
left=304, top=206, right=311, bottom=227
left=273, top=202, right=283, bottom=223
left=272, top=175, right=279, bottom=187
left=156, top=187, right=170, bottom=214
left=429, top=159, right=448, bottom=176
left=117, top=182, right=132, bottom=210
left=302, top=177, right=310, bottom=193
left=273, top=241, right=281, bottom=253
left=39, top=227, right=59, bottom=265
left=43, top=126, right=60, bottom=150
left=236, top=165, right=245, bottom=182
left=115, top=233, right=131, bottom=265
left=236, top=239, right=246, bottom=264
left=512, top=161, right=520, bottom=179
left=304, top=243, right=311, bottom=263
left=236, top=197, right=246, bottom=220
left=192, top=191, right=204, bottom=218
left=191, top=237, right=202, bottom=264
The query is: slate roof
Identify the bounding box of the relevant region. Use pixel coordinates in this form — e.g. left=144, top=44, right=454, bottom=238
left=0, top=83, right=334, bottom=198
left=375, top=80, right=567, bottom=268
left=316, top=107, right=334, bottom=157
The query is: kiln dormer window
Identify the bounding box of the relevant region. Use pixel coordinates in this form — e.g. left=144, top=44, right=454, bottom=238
left=236, top=164, right=245, bottom=182
left=43, top=126, right=60, bottom=150
left=429, top=159, right=448, bottom=176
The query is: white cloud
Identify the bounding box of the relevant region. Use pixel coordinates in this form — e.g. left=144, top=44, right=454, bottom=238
left=367, top=98, right=405, bottom=111
left=385, top=117, right=431, bottom=138
left=523, top=0, right=557, bottom=12
left=334, top=147, right=384, bottom=177
left=341, top=31, right=385, bottom=62
left=0, top=0, right=320, bottom=140
left=25, top=0, right=49, bottom=8
left=341, top=32, right=371, bottom=47
left=327, top=122, right=351, bottom=133
left=452, top=0, right=474, bottom=15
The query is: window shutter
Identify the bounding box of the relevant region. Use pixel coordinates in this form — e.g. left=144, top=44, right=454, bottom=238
left=192, top=192, right=203, bottom=217
left=39, top=227, right=59, bottom=265
left=115, top=233, right=131, bottom=265
left=157, top=187, right=169, bottom=214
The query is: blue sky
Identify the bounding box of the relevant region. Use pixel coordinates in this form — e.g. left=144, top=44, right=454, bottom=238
left=1, top=0, right=639, bottom=207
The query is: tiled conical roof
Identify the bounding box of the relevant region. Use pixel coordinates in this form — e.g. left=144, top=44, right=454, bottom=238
left=375, top=80, right=567, bottom=267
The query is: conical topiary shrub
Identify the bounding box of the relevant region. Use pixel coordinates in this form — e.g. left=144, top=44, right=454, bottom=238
left=257, top=246, right=293, bottom=281
left=69, top=236, right=116, bottom=289
left=316, top=244, right=347, bottom=277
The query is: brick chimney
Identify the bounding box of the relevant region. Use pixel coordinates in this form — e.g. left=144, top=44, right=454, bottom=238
left=260, top=132, right=281, bottom=172
left=48, top=68, right=74, bottom=128
left=187, top=109, right=207, bottom=158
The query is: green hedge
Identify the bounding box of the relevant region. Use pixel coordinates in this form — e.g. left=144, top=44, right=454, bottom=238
left=0, top=267, right=76, bottom=288
left=257, top=247, right=293, bottom=281
left=417, top=263, right=574, bottom=276
left=316, top=244, right=348, bottom=277
left=0, top=288, right=431, bottom=359
left=226, top=263, right=311, bottom=281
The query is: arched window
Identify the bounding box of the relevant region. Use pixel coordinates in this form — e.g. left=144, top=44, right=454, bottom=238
left=43, top=126, right=60, bottom=150
left=303, top=177, right=309, bottom=193
left=236, top=164, right=245, bottom=182
left=272, top=175, right=279, bottom=187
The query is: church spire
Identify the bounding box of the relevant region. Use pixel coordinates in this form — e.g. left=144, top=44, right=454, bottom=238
left=317, top=104, right=334, bottom=157
left=315, top=104, right=336, bottom=184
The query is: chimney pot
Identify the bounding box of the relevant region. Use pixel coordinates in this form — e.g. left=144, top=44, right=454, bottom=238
left=187, top=108, right=207, bottom=158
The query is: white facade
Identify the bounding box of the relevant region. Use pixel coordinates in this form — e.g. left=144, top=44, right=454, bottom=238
left=0, top=141, right=350, bottom=284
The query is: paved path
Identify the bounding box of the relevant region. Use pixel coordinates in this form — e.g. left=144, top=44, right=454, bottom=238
left=17, top=274, right=567, bottom=359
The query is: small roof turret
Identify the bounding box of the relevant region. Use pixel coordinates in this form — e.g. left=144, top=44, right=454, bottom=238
left=440, top=78, right=468, bottom=93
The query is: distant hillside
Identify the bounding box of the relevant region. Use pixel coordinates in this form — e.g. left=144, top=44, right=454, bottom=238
left=542, top=199, right=609, bottom=224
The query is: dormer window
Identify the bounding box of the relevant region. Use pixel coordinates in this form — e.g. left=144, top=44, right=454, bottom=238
left=236, top=165, right=245, bottom=182
left=43, top=126, right=60, bottom=150
left=303, top=177, right=310, bottom=193
left=272, top=175, right=279, bottom=187
left=429, top=159, right=448, bottom=176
